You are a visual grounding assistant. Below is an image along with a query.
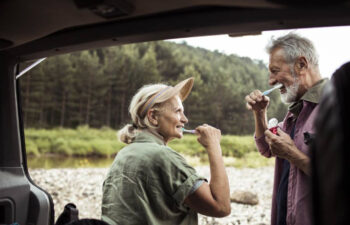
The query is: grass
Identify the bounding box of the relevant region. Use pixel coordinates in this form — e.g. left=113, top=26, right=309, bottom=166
left=25, top=126, right=125, bottom=157
left=25, top=127, right=274, bottom=168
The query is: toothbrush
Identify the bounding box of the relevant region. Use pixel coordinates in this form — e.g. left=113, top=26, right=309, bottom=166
left=182, top=128, right=196, bottom=134
left=262, top=83, right=283, bottom=96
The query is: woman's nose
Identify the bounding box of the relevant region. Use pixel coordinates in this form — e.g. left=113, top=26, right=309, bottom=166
left=181, top=113, right=188, bottom=124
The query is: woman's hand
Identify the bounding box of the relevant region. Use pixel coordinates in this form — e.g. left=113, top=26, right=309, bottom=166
left=185, top=124, right=230, bottom=217
left=196, top=124, right=221, bottom=150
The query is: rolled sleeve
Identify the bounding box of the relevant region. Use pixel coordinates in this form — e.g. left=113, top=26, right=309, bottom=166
left=172, top=174, right=206, bottom=206
left=159, top=146, right=207, bottom=208
left=255, top=134, right=272, bottom=158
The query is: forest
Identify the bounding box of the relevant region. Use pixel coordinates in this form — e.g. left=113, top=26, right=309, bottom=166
left=19, top=40, right=287, bottom=135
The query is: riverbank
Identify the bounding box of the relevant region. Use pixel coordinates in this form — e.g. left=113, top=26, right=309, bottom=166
left=25, top=127, right=257, bottom=159
left=29, top=166, right=273, bottom=225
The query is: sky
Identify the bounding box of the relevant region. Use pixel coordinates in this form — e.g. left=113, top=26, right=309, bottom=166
left=168, top=25, right=350, bottom=79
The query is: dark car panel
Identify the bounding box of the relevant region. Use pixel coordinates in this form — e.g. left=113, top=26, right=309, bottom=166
left=1, top=0, right=350, bottom=224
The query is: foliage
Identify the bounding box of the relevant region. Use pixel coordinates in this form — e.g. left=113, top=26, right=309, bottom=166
left=25, top=127, right=125, bottom=157
left=20, top=41, right=287, bottom=134
left=25, top=128, right=259, bottom=159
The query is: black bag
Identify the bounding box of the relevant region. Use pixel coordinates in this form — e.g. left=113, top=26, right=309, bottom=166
left=55, top=203, right=109, bottom=225
left=55, top=203, right=79, bottom=225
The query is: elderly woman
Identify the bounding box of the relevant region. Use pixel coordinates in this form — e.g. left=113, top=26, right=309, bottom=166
left=101, top=77, right=231, bottom=225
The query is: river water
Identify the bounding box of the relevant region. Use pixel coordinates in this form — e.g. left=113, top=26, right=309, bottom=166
left=27, top=156, right=115, bottom=169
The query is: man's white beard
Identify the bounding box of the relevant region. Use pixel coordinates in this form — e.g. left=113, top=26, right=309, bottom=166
left=280, top=79, right=300, bottom=104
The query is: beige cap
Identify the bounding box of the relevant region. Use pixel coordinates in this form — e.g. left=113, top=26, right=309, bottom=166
left=140, top=77, right=194, bottom=117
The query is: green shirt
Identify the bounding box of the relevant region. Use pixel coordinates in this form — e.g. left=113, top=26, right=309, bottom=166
left=101, top=130, right=206, bottom=225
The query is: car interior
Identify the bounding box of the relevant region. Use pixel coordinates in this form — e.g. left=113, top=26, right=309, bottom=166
left=1, top=0, right=350, bottom=224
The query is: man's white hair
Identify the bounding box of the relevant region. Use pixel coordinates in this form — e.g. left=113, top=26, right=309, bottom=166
left=266, top=33, right=319, bottom=67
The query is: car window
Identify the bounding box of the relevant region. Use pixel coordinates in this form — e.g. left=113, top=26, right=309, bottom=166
left=17, top=26, right=350, bottom=223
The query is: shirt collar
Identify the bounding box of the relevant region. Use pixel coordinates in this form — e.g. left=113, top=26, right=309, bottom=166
left=288, top=78, right=328, bottom=116
left=133, top=129, right=166, bottom=145
left=300, top=78, right=329, bottom=104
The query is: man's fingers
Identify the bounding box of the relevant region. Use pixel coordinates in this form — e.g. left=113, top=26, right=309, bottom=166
left=245, top=95, right=256, bottom=104
left=246, top=95, right=258, bottom=106
left=246, top=103, right=252, bottom=110
left=264, top=129, right=273, bottom=137
left=265, top=129, right=279, bottom=143
left=262, top=95, right=270, bottom=102
left=276, top=127, right=287, bottom=137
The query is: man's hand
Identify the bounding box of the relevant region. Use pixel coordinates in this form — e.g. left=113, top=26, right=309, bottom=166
left=245, top=90, right=270, bottom=113
left=265, top=128, right=311, bottom=175
left=264, top=128, right=297, bottom=159
left=245, top=90, right=270, bottom=137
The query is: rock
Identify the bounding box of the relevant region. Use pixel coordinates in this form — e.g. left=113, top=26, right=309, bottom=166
left=30, top=166, right=274, bottom=224
left=230, top=190, right=259, bottom=205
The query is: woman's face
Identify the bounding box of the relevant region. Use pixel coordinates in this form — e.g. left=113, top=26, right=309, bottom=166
left=155, top=95, right=188, bottom=143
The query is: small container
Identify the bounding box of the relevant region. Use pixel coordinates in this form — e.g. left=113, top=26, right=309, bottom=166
left=268, top=118, right=278, bottom=135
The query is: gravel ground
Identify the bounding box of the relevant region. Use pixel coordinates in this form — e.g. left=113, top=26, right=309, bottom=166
left=29, top=166, right=274, bottom=225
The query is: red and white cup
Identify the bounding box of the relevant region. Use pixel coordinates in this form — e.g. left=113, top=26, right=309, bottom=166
left=268, top=118, right=278, bottom=135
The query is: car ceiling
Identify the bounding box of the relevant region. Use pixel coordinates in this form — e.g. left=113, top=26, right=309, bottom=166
left=1, top=0, right=350, bottom=61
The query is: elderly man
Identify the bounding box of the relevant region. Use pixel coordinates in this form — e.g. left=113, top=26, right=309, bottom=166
left=245, top=33, right=328, bottom=225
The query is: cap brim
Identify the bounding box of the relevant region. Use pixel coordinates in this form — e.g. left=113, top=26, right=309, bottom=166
left=152, top=77, right=194, bottom=104
left=140, top=77, right=194, bottom=116
left=173, top=77, right=194, bottom=101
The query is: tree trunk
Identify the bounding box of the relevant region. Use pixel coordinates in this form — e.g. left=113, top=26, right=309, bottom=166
left=120, top=92, right=126, bottom=124
left=60, top=91, right=66, bottom=127
left=106, top=88, right=111, bottom=127
left=39, top=92, right=45, bottom=127
left=85, top=75, right=92, bottom=125
left=79, top=97, right=83, bottom=126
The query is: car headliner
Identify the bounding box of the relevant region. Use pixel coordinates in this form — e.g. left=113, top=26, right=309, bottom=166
left=1, top=0, right=350, bottom=61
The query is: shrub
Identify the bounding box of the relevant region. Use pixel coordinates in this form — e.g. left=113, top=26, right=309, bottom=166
left=51, top=138, right=71, bottom=155
left=25, top=139, right=39, bottom=156
left=24, top=128, right=257, bottom=159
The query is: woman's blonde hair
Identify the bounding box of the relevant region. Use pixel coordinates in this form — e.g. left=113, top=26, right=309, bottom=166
left=118, top=77, right=194, bottom=144
left=117, top=83, right=167, bottom=144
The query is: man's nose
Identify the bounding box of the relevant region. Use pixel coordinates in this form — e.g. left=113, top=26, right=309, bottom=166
left=268, top=74, right=277, bottom=86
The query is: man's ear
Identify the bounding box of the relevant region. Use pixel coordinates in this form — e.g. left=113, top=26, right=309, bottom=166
left=147, top=109, right=158, bottom=126
left=295, top=56, right=308, bottom=74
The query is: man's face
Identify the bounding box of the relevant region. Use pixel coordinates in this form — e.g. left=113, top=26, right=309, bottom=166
left=268, top=47, right=300, bottom=103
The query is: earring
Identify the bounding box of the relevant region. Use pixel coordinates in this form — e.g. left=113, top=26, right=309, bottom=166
left=152, top=119, right=158, bottom=126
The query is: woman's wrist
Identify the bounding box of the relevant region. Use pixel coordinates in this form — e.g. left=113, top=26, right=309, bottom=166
left=206, top=144, right=222, bottom=155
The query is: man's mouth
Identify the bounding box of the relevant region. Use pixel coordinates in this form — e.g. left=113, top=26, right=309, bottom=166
left=279, top=85, right=286, bottom=93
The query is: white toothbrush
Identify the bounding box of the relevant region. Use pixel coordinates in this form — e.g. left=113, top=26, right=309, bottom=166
left=182, top=128, right=196, bottom=134
left=262, top=83, right=283, bottom=96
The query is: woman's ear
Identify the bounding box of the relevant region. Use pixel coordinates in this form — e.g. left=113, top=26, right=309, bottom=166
left=147, top=109, right=159, bottom=126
